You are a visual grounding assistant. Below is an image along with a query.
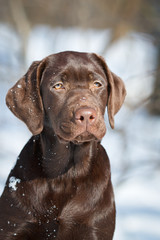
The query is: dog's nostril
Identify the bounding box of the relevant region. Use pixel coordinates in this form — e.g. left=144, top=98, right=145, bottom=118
left=80, top=116, right=84, bottom=121
left=89, top=115, right=95, bottom=120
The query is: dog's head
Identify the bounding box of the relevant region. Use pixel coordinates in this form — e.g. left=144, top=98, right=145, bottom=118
left=6, top=51, right=126, bottom=143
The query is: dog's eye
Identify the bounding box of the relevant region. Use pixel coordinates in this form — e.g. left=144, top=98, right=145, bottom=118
left=53, top=83, right=64, bottom=90
left=93, top=81, right=102, bottom=88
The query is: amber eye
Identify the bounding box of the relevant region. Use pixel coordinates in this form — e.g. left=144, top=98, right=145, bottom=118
left=53, top=82, right=64, bottom=90
left=93, top=81, right=102, bottom=88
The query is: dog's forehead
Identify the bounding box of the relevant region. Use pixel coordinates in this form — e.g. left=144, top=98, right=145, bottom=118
left=46, top=51, right=103, bottom=74
left=49, top=51, right=92, bottom=64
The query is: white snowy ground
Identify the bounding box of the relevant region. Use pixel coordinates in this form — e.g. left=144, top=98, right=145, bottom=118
left=0, top=25, right=160, bottom=240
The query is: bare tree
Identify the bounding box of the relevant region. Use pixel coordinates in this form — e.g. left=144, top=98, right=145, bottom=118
left=0, top=0, right=160, bottom=111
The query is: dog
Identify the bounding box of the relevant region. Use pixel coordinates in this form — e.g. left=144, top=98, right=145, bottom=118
left=0, top=51, right=126, bottom=240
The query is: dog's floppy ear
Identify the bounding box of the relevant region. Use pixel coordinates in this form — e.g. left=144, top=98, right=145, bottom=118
left=6, top=60, right=46, bottom=135
left=93, top=54, right=126, bottom=129
left=107, top=70, right=126, bottom=129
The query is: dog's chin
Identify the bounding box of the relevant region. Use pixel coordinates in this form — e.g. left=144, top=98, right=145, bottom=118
left=72, top=132, right=97, bottom=144
left=57, top=131, right=98, bottom=145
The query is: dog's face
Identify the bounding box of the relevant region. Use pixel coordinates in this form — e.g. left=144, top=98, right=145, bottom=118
left=6, top=51, right=126, bottom=143
left=41, top=52, right=108, bottom=143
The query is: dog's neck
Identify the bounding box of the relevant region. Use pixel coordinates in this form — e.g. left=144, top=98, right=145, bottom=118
left=40, top=127, right=98, bottom=179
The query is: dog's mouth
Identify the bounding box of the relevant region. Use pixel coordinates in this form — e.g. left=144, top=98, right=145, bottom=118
left=72, top=132, right=97, bottom=144
left=57, top=121, right=106, bottom=144
left=57, top=131, right=97, bottom=144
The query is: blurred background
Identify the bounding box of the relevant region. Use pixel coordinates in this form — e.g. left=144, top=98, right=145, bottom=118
left=0, top=0, right=160, bottom=239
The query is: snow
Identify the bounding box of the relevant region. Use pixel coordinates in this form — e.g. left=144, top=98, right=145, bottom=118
left=8, top=176, right=21, bottom=191
left=0, top=26, right=160, bottom=239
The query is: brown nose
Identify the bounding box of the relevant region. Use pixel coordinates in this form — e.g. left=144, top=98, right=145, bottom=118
left=75, top=107, right=97, bottom=125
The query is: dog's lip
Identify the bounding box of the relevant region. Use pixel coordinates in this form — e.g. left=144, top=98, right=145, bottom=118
left=73, top=132, right=97, bottom=144
left=58, top=119, right=106, bottom=143
left=60, top=122, right=71, bottom=134
left=57, top=131, right=98, bottom=144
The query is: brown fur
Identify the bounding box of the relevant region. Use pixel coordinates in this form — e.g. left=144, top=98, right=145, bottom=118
left=0, top=51, right=126, bottom=239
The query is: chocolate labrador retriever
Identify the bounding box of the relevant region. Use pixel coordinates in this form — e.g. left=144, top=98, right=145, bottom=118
left=0, top=51, right=126, bottom=240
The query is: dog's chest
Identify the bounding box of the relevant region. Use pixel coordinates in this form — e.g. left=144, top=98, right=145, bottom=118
left=8, top=177, right=78, bottom=238
left=11, top=177, right=78, bottom=218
